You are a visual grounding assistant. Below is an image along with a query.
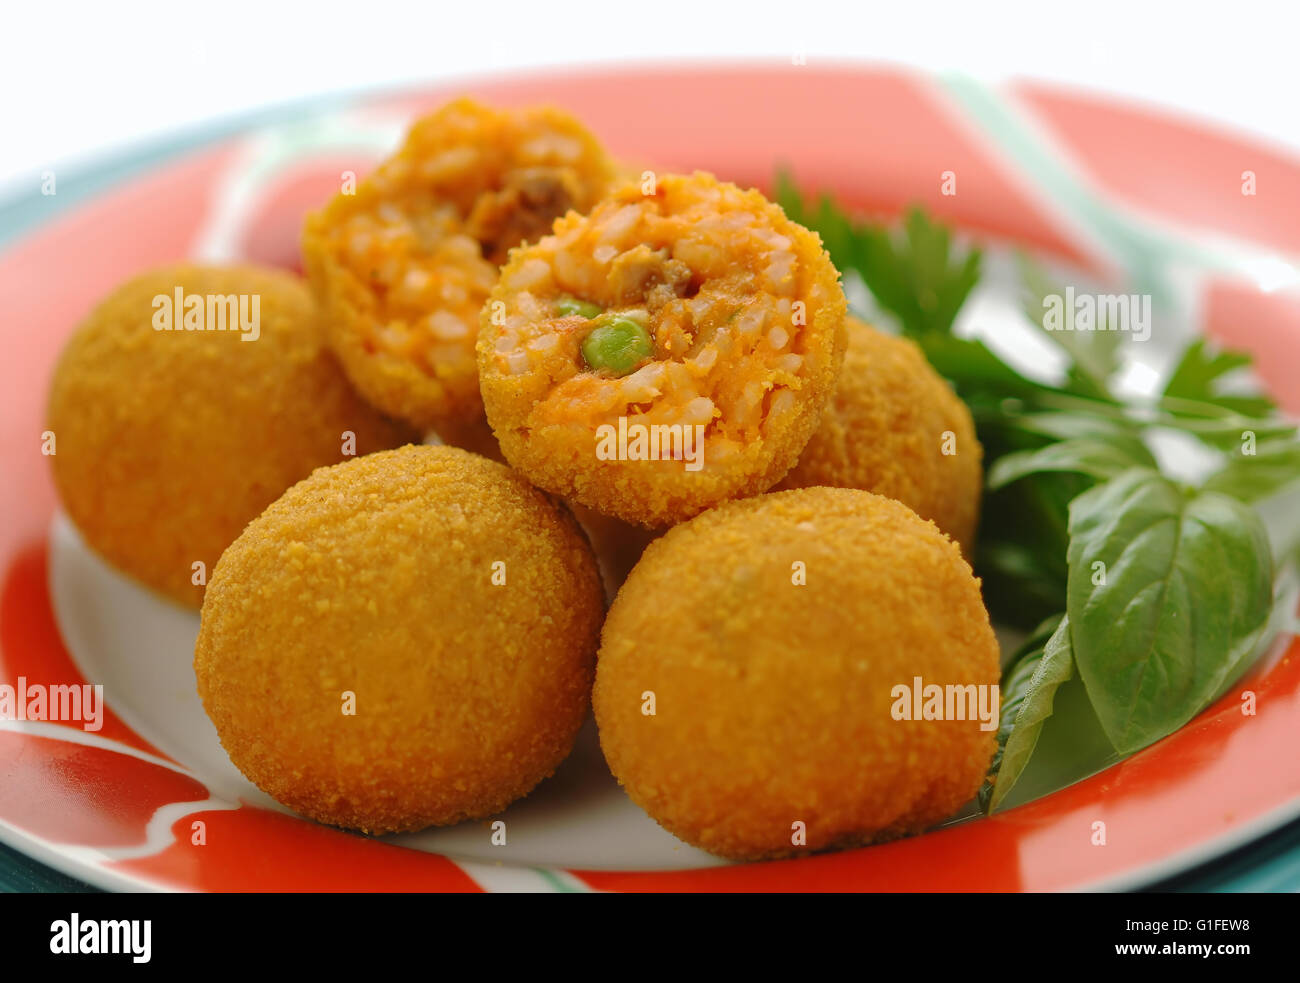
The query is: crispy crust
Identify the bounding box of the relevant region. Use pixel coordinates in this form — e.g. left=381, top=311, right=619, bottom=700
left=302, top=98, right=618, bottom=431
left=46, top=264, right=412, bottom=608
left=593, top=487, right=999, bottom=861
left=194, top=445, right=605, bottom=834
left=477, top=171, right=848, bottom=527
left=778, top=317, right=983, bottom=555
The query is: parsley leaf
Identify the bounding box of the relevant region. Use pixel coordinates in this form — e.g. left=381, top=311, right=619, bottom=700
left=774, top=172, right=981, bottom=338
left=1018, top=257, right=1121, bottom=400
left=1165, top=338, right=1276, bottom=418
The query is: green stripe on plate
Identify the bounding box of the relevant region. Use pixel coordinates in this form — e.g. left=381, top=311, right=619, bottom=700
left=937, top=75, right=1300, bottom=300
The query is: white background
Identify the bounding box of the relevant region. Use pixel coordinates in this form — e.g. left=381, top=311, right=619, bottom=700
left=2, top=0, right=1297, bottom=200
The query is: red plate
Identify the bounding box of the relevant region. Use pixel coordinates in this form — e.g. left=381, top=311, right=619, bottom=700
left=2, top=63, right=1298, bottom=891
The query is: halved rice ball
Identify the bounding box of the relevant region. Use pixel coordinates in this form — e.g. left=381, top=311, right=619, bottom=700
left=477, top=171, right=847, bottom=527
left=303, top=98, right=618, bottom=430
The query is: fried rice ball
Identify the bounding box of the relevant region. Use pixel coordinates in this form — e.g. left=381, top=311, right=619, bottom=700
left=303, top=98, right=619, bottom=431
left=47, top=264, right=411, bottom=608
left=779, top=317, right=983, bottom=554
left=594, top=487, right=999, bottom=861
left=477, top=171, right=848, bottom=528
left=195, top=445, right=605, bottom=834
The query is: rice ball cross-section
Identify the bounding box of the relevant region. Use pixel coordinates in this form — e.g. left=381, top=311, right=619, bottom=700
left=477, top=171, right=848, bottom=528
left=195, top=444, right=605, bottom=834
left=303, top=98, right=619, bottom=432
left=594, top=486, right=999, bottom=861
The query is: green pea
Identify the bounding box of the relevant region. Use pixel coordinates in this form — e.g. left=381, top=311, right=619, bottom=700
left=581, top=316, right=653, bottom=376
left=555, top=295, right=604, bottom=319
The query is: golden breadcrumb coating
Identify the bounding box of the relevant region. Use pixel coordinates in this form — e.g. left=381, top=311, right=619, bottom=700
left=428, top=411, right=655, bottom=598
left=478, top=171, right=847, bottom=527
left=594, top=487, right=998, bottom=861
left=779, top=317, right=982, bottom=554
left=195, top=445, right=605, bottom=834
left=46, top=264, right=411, bottom=608
left=303, top=98, right=619, bottom=431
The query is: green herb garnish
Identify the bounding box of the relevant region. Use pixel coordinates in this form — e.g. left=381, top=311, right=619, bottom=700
left=779, top=172, right=1300, bottom=812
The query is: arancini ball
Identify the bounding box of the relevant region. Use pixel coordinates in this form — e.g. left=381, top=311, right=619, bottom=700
left=593, top=486, right=999, bottom=861
left=302, top=98, right=619, bottom=431
left=778, top=317, right=982, bottom=554
left=477, top=171, right=847, bottom=528
left=194, top=444, right=605, bottom=834
left=46, top=264, right=412, bottom=608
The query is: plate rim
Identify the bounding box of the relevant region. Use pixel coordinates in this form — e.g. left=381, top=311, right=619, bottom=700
left=2, top=61, right=1298, bottom=892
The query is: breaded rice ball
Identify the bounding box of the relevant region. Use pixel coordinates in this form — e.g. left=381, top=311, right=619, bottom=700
left=477, top=171, right=848, bottom=528
left=195, top=444, right=605, bottom=834
left=47, top=264, right=411, bottom=608
left=302, top=98, right=619, bottom=431
left=423, top=414, right=653, bottom=600
left=779, top=317, right=983, bottom=554
left=594, top=487, right=998, bottom=861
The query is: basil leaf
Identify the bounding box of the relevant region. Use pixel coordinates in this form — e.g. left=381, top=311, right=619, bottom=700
left=993, top=672, right=1120, bottom=810
left=988, top=434, right=1157, bottom=490
left=1218, top=566, right=1300, bottom=699
left=1066, top=470, right=1274, bottom=753
left=985, top=615, right=1074, bottom=812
